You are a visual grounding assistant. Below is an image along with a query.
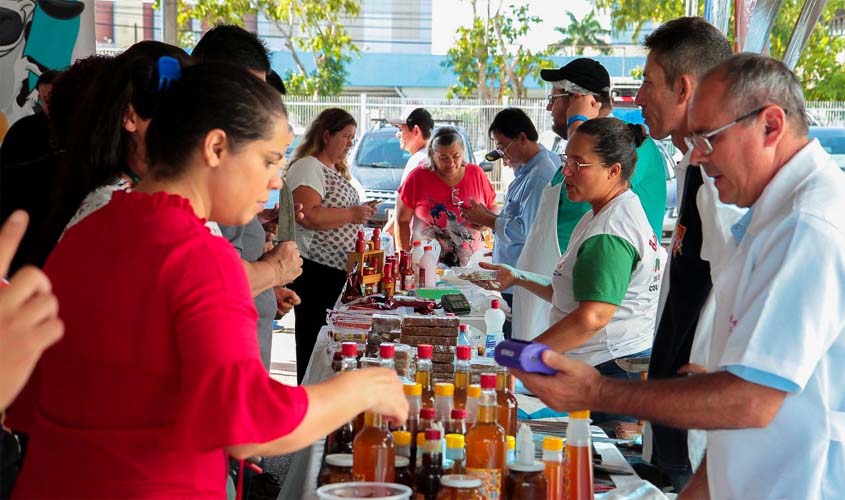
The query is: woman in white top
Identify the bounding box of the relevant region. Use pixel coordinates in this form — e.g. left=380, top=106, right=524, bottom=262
left=478, top=118, right=660, bottom=418
left=285, top=108, right=377, bottom=382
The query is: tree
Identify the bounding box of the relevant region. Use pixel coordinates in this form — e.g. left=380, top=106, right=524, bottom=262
left=443, top=1, right=554, bottom=101
left=593, top=0, right=845, bottom=100
left=166, top=0, right=360, bottom=96
left=553, top=11, right=611, bottom=55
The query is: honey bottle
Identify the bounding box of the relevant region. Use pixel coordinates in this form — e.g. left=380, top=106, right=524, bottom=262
left=465, top=373, right=506, bottom=499
left=434, top=383, right=455, bottom=424
left=495, top=366, right=518, bottom=437
left=453, top=345, right=472, bottom=410
left=465, top=384, right=481, bottom=426
left=565, top=410, right=594, bottom=500
left=352, top=411, right=395, bottom=482
left=417, top=344, right=435, bottom=408
left=328, top=342, right=358, bottom=453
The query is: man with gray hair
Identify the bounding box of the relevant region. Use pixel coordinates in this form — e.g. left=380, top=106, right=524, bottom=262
left=512, top=53, right=845, bottom=499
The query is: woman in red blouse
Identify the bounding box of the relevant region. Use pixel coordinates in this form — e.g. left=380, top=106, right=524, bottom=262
left=395, top=126, right=497, bottom=266
left=10, top=62, right=407, bottom=499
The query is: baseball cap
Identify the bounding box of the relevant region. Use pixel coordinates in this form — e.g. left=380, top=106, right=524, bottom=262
left=540, top=58, right=611, bottom=97
left=388, top=106, right=434, bottom=133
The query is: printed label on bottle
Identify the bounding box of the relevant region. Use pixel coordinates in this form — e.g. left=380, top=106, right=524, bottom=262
left=403, top=275, right=415, bottom=290
left=466, top=467, right=502, bottom=499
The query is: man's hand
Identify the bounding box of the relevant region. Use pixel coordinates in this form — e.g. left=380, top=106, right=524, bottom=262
left=511, top=349, right=604, bottom=412
left=260, top=241, right=303, bottom=287
left=0, top=211, right=65, bottom=408
left=460, top=198, right=497, bottom=228
left=274, top=287, right=301, bottom=317
left=469, top=261, right=519, bottom=291
left=566, top=93, right=602, bottom=122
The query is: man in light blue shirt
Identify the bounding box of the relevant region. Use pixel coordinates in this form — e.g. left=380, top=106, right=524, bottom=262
left=462, top=108, right=557, bottom=337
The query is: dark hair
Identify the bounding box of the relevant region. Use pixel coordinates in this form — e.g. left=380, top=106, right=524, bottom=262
left=37, top=70, right=60, bottom=88
left=267, top=69, right=286, bottom=95
left=703, top=53, right=809, bottom=135
left=575, top=117, right=647, bottom=182
left=488, top=108, right=539, bottom=142
left=428, top=126, right=466, bottom=168
left=192, top=24, right=270, bottom=74
left=47, top=55, right=111, bottom=151
left=643, top=17, right=732, bottom=86
left=291, top=108, right=356, bottom=180
left=146, top=63, right=286, bottom=179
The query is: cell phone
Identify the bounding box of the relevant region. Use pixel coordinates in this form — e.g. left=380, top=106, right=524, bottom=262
left=494, top=339, right=556, bottom=375
left=364, top=199, right=382, bottom=206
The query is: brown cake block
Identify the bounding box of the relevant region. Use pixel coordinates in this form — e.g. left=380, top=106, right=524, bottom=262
left=401, top=326, right=459, bottom=338
left=433, top=352, right=455, bottom=364
left=372, top=314, right=402, bottom=333
left=401, top=316, right=461, bottom=328
left=432, top=362, right=455, bottom=374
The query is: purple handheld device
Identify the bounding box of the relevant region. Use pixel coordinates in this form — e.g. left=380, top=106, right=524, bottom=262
left=494, top=339, right=556, bottom=375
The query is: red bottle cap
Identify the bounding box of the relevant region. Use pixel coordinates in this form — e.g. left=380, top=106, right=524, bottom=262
left=445, top=313, right=456, bottom=317
left=373, top=228, right=381, bottom=236
left=451, top=409, right=467, bottom=420
left=417, top=344, right=433, bottom=359
left=420, top=407, right=436, bottom=420
left=480, top=373, right=497, bottom=389
left=379, top=343, right=395, bottom=358
left=459, top=324, right=467, bottom=332
left=357, top=230, right=364, bottom=238
left=424, top=245, right=433, bottom=251
left=456, top=345, right=472, bottom=360
left=341, top=342, right=357, bottom=357
left=413, top=241, right=421, bottom=247
left=425, top=428, right=442, bottom=441
left=491, top=299, right=500, bottom=309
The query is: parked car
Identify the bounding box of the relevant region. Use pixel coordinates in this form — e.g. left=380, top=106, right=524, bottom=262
left=808, top=126, right=845, bottom=170
left=348, top=122, right=492, bottom=227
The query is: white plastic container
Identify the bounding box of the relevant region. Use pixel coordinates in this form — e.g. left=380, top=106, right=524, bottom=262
left=483, top=299, right=506, bottom=358
left=316, top=482, right=412, bottom=500
left=410, top=241, right=424, bottom=278
left=418, top=245, right=438, bottom=288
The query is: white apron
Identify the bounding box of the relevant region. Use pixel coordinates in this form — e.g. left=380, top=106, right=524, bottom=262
left=512, top=181, right=562, bottom=341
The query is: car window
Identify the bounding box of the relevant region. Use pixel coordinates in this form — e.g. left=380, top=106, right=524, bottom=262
left=356, top=132, right=410, bottom=168
left=809, top=130, right=845, bottom=170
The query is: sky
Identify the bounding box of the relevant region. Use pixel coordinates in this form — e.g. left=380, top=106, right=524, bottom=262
left=430, top=0, right=600, bottom=55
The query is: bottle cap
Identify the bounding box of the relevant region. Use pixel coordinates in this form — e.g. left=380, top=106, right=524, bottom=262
left=459, top=324, right=467, bottom=332
left=413, top=241, right=421, bottom=247
left=450, top=408, right=467, bottom=420
left=467, top=384, right=482, bottom=398
left=480, top=373, right=497, bottom=389
left=435, top=382, right=455, bottom=396
left=440, top=475, right=482, bottom=489
left=357, top=230, right=364, bottom=238
left=417, top=432, right=426, bottom=446
left=424, top=245, right=433, bottom=251
left=456, top=345, right=472, bottom=360
left=445, top=433, right=465, bottom=449
left=373, top=228, right=381, bottom=236
left=341, top=342, right=357, bottom=357
left=392, top=430, right=412, bottom=446
left=491, top=299, right=500, bottom=309
left=379, top=343, right=395, bottom=358
left=325, top=454, right=354, bottom=467
left=543, top=436, right=564, bottom=452
left=508, top=462, right=546, bottom=472
left=395, top=456, right=410, bottom=467
left=506, top=435, right=516, bottom=450
left=569, top=410, right=591, bottom=419
left=420, top=407, right=435, bottom=420
left=425, top=428, right=442, bottom=441
left=417, top=344, right=433, bottom=359
left=404, top=383, right=422, bottom=396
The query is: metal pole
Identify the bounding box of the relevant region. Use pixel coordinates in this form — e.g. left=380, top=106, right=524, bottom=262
left=782, top=0, right=829, bottom=69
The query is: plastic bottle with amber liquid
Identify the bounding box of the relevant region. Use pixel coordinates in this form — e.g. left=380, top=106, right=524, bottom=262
left=453, top=345, right=472, bottom=410
left=465, top=385, right=481, bottom=426
left=436, top=475, right=484, bottom=500
left=416, top=428, right=445, bottom=500
left=352, top=412, right=395, bottom=482
left=542, top=436, right=564, bottom=500
left=465, top=373, right=506, bottom=499
left=417, top=344, right=436, bottom=408
left=495, top=366, right=518, bottom=437
left=565, top=410, right=594, bottom=500
left=445, top=433, right=466, bottom=474
left=504, top=424, right=547, bottom=500
left=328, top=342, right=358, bottom=453
left=403, top=383, right=423, bottom=470
left=447, top=409, right=467, bottom=437
left=434, top=383, right=455, bottom=424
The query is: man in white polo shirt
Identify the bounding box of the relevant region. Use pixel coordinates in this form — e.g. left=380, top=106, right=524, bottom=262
left=513, top=53, right=845, bottom=499
left=386, top=107, right=433, bottom=235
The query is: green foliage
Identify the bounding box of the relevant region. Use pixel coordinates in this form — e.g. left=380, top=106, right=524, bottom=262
left=170, top=0, right=360, bottom=96
left=443, top=3, right=554, bottom=101
left=592, top=0, right=845, bottom=100
left=553, top=11, right=611, bottom=55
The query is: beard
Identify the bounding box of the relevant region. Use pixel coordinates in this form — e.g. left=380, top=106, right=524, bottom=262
left=552, top=120, right=568, bottom=139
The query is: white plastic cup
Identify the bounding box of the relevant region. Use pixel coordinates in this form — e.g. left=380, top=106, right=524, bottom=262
left=315, top=482, right=412, bottom=500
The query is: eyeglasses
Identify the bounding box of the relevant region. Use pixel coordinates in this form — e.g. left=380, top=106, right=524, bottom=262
left=486, top=139, right=516, bottom=162
left=684, top=106, right=768, bottom=155
left=547, top=92, right=572, bottom=105
left=559, top=154, right=608, bottom=174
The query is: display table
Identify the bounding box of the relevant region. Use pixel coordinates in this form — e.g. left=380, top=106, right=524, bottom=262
left=277, top=327, right=670, bottom=500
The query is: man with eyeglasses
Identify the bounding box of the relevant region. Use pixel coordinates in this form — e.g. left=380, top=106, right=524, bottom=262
left=510, top=58, right=666, bottom=349
left=513, top=53, right=845, bottom=499
left=460, top=108, right=556, bottom=338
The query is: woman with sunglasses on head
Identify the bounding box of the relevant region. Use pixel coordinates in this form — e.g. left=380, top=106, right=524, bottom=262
left=8, top=63, right=407, bottom=499
left=476, top=118, right=660, bottom=418
left=395, top=126, right=496, bottom=267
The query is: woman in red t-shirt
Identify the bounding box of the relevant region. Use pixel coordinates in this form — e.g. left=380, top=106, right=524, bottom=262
left=10, top=62, right=407, bottom=499
left=395, top=127, right=497, bottom=266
